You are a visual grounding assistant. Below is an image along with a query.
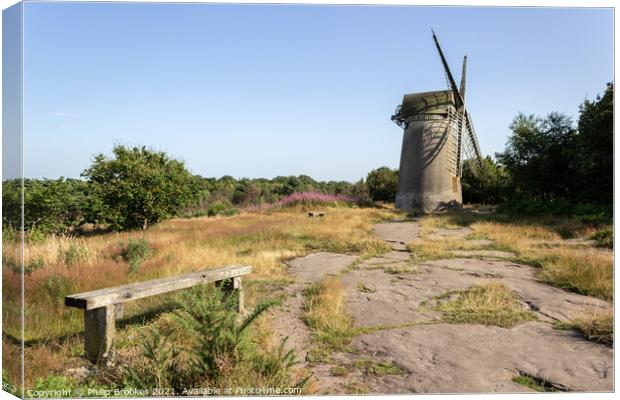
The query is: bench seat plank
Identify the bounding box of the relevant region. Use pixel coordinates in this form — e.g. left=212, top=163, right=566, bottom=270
left=65, top=265, right=251, bottom=310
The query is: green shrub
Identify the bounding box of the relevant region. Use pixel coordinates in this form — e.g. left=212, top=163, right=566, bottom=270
left=58, top=243, right=90, bottom=267
left=2, top=225, right=18, bottom=242
left=207, top=200, right=239, bottom=217
left=591, top=227, right=613, bottom=249
left=124, top=285, right=306, bottom=393
left=46, top=274, right=73, bottom=305
left=121, top=238, right=153, bottom=274
left=26, top=256, right=45, bottom=274
left=366, top=167, right=398, bottom=202
left=27, top=228, right=48, bottom=243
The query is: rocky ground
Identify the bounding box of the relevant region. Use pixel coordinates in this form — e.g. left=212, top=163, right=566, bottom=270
left=271, top=218, right=613, bottom=394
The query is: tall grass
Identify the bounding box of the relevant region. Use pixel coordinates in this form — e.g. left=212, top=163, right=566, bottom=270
left=302, top=276, right=355, bottom=355
left=3, top=206, right=398, bottom=388
left=417, top=212, right=613, bottom=301
left=555, top=308, right=613, bottom=346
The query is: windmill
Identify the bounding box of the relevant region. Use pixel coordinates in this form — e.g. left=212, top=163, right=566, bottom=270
left=391, top=31, right=483, bottom=212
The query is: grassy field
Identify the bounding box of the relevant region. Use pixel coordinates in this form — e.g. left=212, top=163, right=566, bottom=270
left=2, top=205, right=613, bottom=392
left=416, top=211, right=613, bottom=301
left=2, top=206, right=397, bottom=390
left=413, top=210, right=613, bottom=344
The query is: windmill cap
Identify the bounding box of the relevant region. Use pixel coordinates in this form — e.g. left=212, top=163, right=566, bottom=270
left=398, top=90, right=457, bottom=118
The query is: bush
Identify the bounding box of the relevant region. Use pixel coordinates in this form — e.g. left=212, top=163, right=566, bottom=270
left=3, top=178, right=89, bottom=235
left=591, top=227, right=613, bottom=249
left=207, top=200, right=239, bottom=217
left=82, top=145, right=204, bottom=231
left=121, top=238, right=153, bottom=274
left=461, top=157, right=509, bottom=204
left=26, top=257, right=45, bottom=274
left=58, top=242, right=90, bottom=267
left=366, top=167, right=398, bottom=202
left=123, top=285, right=306, bottom=393
left=46, top=274, right=73, bottom=305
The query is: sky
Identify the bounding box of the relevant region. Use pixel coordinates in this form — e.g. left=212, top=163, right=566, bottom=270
left=5, top=2, right=614, bottom=181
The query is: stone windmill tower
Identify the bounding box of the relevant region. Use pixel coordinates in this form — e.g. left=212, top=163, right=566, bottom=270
left=391, top=31, right=483, bottom=212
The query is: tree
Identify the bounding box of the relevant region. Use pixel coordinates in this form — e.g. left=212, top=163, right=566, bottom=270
left=496, top=112, right=576, bottom=201
left=572, top=83, right=613, bottom=205
left=3, top=178, right=89, bottom=234
left=461, top=157, right=509, bottom=204
left=82, top=145, right=202, bottom=230
left=366, top=167, right=398, bottom=202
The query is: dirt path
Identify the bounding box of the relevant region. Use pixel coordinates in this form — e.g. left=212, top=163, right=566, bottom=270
left=271, top=219, right=613, bottom=394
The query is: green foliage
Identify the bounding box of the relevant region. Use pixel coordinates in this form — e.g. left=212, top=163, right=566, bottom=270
left=366, top=167, right=398, bottom=202
left=30, top=375, right=76, bottom=397
left=26, top=256, right=45, bottom=274
left=497, top=112, right=576, bottom=201
left=462, top=156, right=509, bottom=204
left=124, top=326, right=179, bottom=390
left=45, top=273, right=74, bottom=303
left=573, top=83, right=613, bottom=205
left=58, top=243, right=90, bottom=267
left=3, top=178, right=89, bottom=235
left=207, top=200, right=239, bottom=217
left=512, top=373, right=560, bottom=392
left=123, top=285, right=305, bottom=393
left=2, top=225, right=18, bottom=242
left=497, top=83, right=613, bottom=212
left=2, top=160, right=376, bottom=236
left=591, top=226, right=613, bottom=249
left=352, top=359, right=405, bottom=376
left=121, top=238, right=153, bottom=274
left=170, top=285, right=278, bottom=385
left=350, top=179, right=373, bottom=206
left=82, top=145, right=203, bottom=230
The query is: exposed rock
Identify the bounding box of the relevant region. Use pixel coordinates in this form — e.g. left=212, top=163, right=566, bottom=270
left=353, top=322, right=613, bottom=393
left=285, top=252, right=357, bottom=283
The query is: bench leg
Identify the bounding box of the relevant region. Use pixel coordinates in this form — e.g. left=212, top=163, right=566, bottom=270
left=114, top=303, right=124, bottom=320
left=84, top=305, right=116, bottom=363
left=233, top=277, right=245, bottom=314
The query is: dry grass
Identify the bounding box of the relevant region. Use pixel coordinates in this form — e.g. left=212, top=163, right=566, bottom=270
left=437, top=281, right=537, bottom=328
left=302, top=276, right=354, bottom=353
left=3, top=206, right=395, bottom=341
left=556, top=308, right=613, bottom=346
left=537, top=249, right=613, bottom=301
left=2, top=206, right=398, bottom=388
left=408, top=236, right=493, bottom=261
left=416, top=212, right=613, bottom=302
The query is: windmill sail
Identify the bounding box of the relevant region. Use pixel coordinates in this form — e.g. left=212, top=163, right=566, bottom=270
left=391, top=32, right=484, bottom=212
left=431, top=30, right=483, bottom=177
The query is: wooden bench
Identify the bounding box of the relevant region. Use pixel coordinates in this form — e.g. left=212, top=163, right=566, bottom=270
left=307, top=211, right=326, bottom=218
left=65, top=265, right=251, bottom=363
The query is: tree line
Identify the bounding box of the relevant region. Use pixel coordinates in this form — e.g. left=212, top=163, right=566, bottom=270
left=2, top=146, right=398, bottom=235
left=2, top=83, right=611, bottom=236
left=462, top=82, right=613, bottom=216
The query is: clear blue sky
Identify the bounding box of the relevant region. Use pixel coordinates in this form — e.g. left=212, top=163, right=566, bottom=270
left=16, top=3, right=614, bottom=181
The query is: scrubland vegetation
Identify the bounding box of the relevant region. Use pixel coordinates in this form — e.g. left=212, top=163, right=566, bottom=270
left=2, top=83, right=613, bottom=395
left=3, top=205, right=397, bottom=393
left=414, top=210, right=613, bottom=344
